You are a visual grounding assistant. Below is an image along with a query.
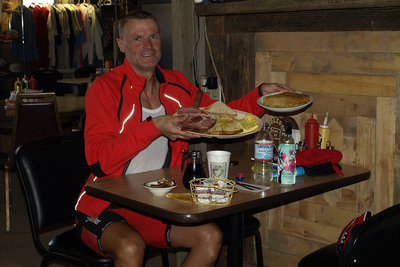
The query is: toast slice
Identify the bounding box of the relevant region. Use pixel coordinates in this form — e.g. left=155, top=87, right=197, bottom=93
left=203, top=101, right=237, bottom=117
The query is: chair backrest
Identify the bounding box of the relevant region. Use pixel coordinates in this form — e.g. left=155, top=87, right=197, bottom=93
left=33, top=70, right=62, bottom=92
left=10, top=93, right=61, bottom=164
left=74, top=66, right=97, bottom=78
left=15, top=136, right=90, bottom=253
left=339, top=204, right=400, bottom=267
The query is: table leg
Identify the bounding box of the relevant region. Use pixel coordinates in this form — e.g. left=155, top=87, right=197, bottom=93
left=227, top=212, right=244, bottom=267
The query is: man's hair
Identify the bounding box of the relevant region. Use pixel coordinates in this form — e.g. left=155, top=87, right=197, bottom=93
left=118, top=10, right=159, bottom=38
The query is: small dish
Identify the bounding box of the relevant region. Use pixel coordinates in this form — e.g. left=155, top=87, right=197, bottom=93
left=143, top=181, right=177, bottom=196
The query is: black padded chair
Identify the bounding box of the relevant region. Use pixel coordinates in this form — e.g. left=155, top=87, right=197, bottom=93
left=3, top=93, right=61, bottom=232
left=298, top=204, right=400, bottom=267
left=14, top=136, right=169, bottom=267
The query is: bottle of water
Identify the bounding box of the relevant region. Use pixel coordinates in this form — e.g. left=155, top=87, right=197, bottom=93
left=254, top=122, right=274, bottom=182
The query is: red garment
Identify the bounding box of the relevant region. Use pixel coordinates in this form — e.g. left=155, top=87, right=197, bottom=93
left=31, top=6, right=49, bottom=68
left=296, top=148, right=343, bottom=175
left=75, top=59, right=266, bottom=218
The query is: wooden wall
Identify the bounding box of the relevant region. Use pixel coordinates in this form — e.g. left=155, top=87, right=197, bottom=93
left=191, top=2, right=400, bottom=266
left=248, top=31, right=398, bottom=266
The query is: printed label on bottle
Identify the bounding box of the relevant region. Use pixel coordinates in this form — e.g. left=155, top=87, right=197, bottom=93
left=255, top=140, right=273, bottom=161
left=278, top=143, right=297, bottom=185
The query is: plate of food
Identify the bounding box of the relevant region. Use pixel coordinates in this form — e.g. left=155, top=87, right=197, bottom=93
left=178, top=101, right=262, bottom=139
left=257, top=91, right=313, bottom=113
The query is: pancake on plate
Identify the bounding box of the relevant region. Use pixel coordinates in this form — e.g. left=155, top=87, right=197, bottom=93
left=263, top=92, right=310, bottom=108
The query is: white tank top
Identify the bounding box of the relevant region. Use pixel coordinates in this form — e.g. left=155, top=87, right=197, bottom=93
left=125, top=105, right=168, bottom=174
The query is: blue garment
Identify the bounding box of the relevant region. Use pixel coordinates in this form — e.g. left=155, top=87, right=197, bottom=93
left=11, top=5, right=38, bottom=62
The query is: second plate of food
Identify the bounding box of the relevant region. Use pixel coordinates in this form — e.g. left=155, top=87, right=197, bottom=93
left=257, top=91, right=313, bottom=113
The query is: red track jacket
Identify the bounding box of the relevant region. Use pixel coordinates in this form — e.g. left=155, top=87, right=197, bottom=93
left=75, top=59, right=266, bottom=218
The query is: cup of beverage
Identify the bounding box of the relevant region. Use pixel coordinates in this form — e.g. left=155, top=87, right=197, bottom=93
left=206, top=150, right=231, bottom=179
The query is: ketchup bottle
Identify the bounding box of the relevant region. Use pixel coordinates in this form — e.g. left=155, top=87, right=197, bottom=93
left=29, top=75, right=38, bottom=90
left=305, top=113, right=319, bottom=150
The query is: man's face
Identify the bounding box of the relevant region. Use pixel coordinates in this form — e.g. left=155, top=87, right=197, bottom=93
left=117, top=18, right=161, bottom=75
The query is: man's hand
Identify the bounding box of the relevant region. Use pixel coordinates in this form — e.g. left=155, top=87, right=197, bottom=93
left=261, top=83, right=294, bottom=95
left=153, top=115, right=200, bottom=141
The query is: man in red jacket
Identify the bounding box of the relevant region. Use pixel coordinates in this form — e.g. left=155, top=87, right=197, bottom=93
left=75, top=10, right=292, bottom=267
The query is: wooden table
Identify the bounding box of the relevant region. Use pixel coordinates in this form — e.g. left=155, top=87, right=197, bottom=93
left=86, top=160, right=370, bottom=266
left=57, top=77, right=89, bottom=85
left=57, top=78, right=90, bottom=96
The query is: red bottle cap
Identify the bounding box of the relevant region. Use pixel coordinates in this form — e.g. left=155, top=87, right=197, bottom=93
left=236, top=172, right=244, bottom=181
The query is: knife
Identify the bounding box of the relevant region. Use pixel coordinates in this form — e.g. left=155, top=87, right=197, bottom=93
left=236, top=182, right=265, bottom=191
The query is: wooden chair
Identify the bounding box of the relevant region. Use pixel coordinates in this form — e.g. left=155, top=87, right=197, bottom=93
left=4, top=92, right=61, bottom=232
left=15, top=135, right=169, bottom=266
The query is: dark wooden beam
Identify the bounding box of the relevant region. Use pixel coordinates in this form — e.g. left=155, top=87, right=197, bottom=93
left=195, top=0, right=400, bottom=16
left=224, top=7, right=400, bottom=32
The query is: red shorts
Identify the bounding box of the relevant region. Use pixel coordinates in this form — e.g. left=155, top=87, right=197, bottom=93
left=75, top=204, right=171, bottom=256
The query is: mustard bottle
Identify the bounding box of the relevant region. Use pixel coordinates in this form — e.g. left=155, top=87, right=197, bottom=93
left=319, top=112, right=331, bottom=149
left=14, top=77, right=23, bottom=94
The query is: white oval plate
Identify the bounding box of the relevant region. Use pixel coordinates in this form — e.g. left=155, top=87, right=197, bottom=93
left=257, top=92, right=313, bottom=113
left=186, top=110, right=263, bottom=139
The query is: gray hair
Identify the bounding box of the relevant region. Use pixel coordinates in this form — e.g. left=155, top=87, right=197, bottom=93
left=118, top=10, right=160, bottom=39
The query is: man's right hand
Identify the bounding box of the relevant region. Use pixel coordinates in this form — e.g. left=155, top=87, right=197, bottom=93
left=152, top=115, right=200, bottom=141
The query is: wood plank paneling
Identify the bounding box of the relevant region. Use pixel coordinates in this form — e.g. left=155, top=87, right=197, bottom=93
left=268, top=52, right=400, bottom=75
left=299, top=201, right=360, bottom=228
left=375, top=97, right=396, bottom=211
left=256, top=32, right=400, bottom=53
left=282, top=215, right=340, bottom=243
left=287, top=72, right=396, bottom=97
left=356, top=117, right=376, bottom=212
left=306, top=94, right=377, bottom=118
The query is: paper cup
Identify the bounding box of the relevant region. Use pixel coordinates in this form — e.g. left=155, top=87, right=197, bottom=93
left=206, top=150, right=231, bottom=179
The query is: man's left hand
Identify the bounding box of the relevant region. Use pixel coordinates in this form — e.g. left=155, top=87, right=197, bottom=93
left=261, top=83, right=294, bottom=95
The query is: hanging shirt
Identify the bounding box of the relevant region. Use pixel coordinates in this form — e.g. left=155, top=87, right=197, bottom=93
left=47, top=5, right=58, bottom=68
left=80, top=3, right=103, bottom=65
left=11, top=5, right=38, bottom=62
left=31, top=5, right=49, bottom=68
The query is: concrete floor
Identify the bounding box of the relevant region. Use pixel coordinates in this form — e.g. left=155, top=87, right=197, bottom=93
left=0, top=170, right=257, bottom=267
